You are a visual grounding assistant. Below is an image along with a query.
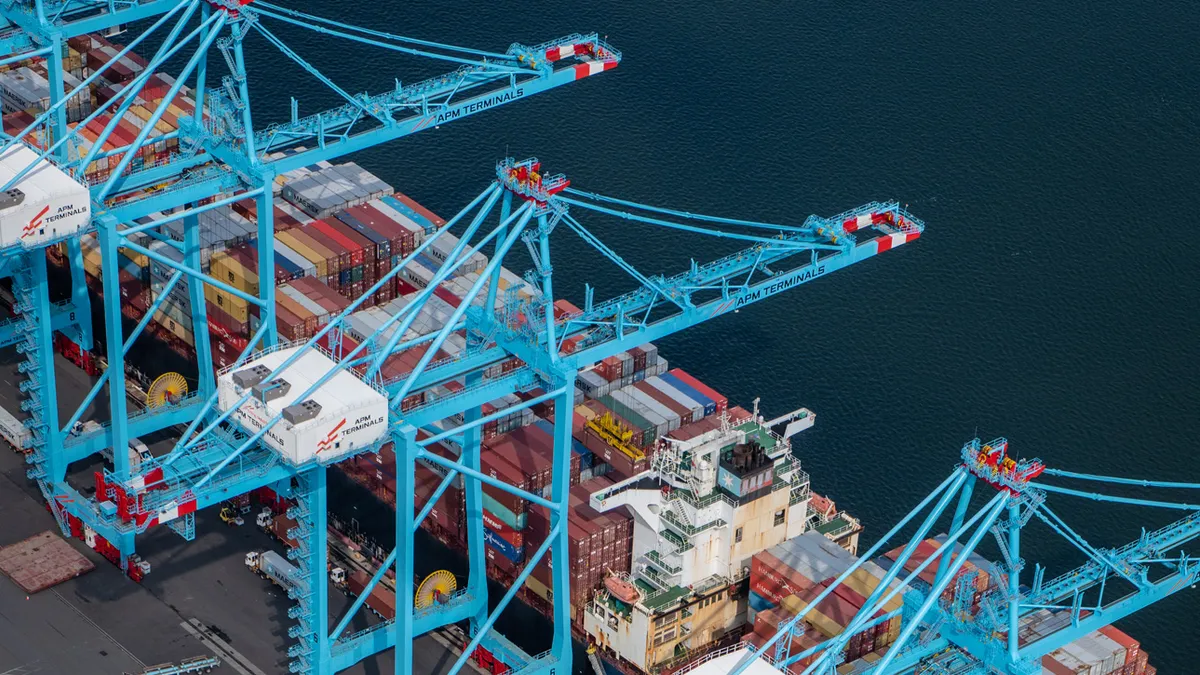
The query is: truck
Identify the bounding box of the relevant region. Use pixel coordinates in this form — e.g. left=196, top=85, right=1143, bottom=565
left=0, top=404, right=30, bottom=452
left=245, top=550, right=301, bottom=595
left=129, top=437, right=152, bottom=471
left=343, top=569, right=397, bottom=620
left=70, top=419, right=102, bottom=436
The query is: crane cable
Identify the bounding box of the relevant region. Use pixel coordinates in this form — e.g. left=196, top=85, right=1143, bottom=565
left=559, top=186, right=825, bottom=234
left=253, top=4, right=513, bottom=66
left=1041, top=468, right=1200, bottom=490
left=1030, top=482, right=1200, bottom=511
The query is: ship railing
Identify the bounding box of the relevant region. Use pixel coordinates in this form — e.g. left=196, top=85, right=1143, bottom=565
left=661, top=507, right=725, bottom=537
left=646, top=549, right=683, bottom=575
left=790, top=481, right=812, bottom=506
left=690, top=574, right=729, bottom=596
left=668, top=643, right=773, bottom=675
left=506, top=650, right=555, bottom=675
left=589, top=469, right=656, bottom=510
left=815, top=512, right=861, bottom=541
left=670, top=487, right=736, bottom=511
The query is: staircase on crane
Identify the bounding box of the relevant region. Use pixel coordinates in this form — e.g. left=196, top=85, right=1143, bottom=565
left=11, top=258, right=70, bottom=536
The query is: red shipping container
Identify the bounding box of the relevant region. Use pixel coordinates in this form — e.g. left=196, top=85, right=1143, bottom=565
left=233, top=197, right=257, bottom=221
left=302, top=222, right=350, bottom=274
left=479, top=448, right=529, bottom=515
left=392, top=190, right=446, bottom=228
left=667, top=368, right=728, bottom=412
left=552, top=298, right=581, bottom=320
left=1098, top=626, right=1140, bottom=667
left=310, top=218, right=367, bottom=267
left=328, top=214, right=378, bottom=266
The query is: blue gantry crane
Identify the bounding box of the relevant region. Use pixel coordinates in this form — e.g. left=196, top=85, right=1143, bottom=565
left=5, top=3, right=1190, bottom=675
left=0, top=3, right=923, bottom=673
left=732, top=438, right=1200, bottom=675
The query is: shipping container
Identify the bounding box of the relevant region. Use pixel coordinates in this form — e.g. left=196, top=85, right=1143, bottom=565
left=666, top=368, right=728, bottom=412
left=656, top=371, right=717, bottom=416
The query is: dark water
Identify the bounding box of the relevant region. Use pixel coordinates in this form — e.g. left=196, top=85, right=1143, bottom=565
left=223, top=2, right=1200, bottom=671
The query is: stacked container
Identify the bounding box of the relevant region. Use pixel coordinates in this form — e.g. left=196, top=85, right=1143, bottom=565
left=282, top=164, right=391, bottom=219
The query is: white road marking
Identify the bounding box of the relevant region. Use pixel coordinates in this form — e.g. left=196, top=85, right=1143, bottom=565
left=180, top=619, right=267, bottom=675
left=51, top=589, right=146, bottom=669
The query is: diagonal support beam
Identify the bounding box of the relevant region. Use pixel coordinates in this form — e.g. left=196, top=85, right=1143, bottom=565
left=418, top=449, right=558, bottom=511
left=735, top=469, right=968, bottom=674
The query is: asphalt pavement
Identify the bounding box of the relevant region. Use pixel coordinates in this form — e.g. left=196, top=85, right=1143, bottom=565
left=0, top=347, right=472, bottom=675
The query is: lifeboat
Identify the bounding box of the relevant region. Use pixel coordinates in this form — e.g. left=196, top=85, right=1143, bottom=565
left=604, top=575, right=640, bottom=605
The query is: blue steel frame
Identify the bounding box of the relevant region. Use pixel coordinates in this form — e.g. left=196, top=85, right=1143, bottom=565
left=730, top=438, right=1200, bottom=675
left=0, top=5, right=1082, bottom=675
left=0, top=4, right=624, bottom=673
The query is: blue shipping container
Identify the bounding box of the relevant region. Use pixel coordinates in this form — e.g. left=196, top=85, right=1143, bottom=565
left=382, top=195, right=436, bottom=234
left=484, top=527, right=524, bottom=564
left=573, top=439, right=594, bottom=469
left=658, top=372, right=716, bottom=416
left=748, top=590, right=775, bottom=613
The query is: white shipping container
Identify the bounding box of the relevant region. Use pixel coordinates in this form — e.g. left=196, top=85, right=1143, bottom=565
left=0, top=144, right=91, bottom=248
left=217, top=346, right=388, bottom=465
left=624, top=385, right=681, bottom=432
left=1084, top=633, right=1126, bottom=673
left=0, top=403, right=30, bottom=451
left=647, top=375, right=704, bottom=421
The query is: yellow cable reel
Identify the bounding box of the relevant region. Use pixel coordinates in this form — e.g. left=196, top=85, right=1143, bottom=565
left=146, top=372, right=188, bottom=408
left=415, top=570, right=457, bottom=609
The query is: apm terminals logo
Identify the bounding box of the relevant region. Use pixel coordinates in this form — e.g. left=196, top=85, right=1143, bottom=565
left=316, top=419, right=347, bottom=454
left=20, top=205, right=50, bottom=238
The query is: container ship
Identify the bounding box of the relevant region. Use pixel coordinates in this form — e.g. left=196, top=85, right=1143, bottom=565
left=0, top=34, right=1163, bottom=675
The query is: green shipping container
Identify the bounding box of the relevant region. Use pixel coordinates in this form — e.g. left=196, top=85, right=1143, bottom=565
left=599, top=394, right=659, bottom=446
left=482, top=492, right=527, bottom=531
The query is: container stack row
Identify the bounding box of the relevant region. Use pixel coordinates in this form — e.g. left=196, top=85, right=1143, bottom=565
left=336, top=402, right=647, bottom=629
left=747, top=532, right=903, bottom=667
left=748, top=529, right=1161, bottom=675
left=1027, top=615, right=1157, bottom=675
left=3, top=32, right=190, bottom=182
left=876, top=535, right=996, bottom=609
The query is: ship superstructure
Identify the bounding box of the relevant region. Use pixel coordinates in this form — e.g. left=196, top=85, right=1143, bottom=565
left=582, top=408, right=858, bottom=672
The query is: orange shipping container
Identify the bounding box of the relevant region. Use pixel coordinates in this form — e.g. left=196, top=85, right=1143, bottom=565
left=276, top=230, right=329, bottom=278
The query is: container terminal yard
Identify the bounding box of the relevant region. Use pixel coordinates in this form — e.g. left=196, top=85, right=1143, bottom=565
left=0, top=3, right=1195, bottom=675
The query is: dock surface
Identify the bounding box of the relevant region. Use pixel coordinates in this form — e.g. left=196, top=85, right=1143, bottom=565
left=0, top=349, right=473, bottom=675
